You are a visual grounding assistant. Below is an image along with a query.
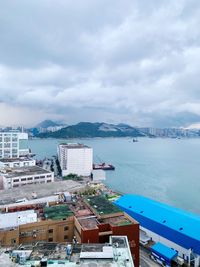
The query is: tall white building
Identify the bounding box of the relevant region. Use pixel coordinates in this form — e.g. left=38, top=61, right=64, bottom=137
left=57, top=143, right=93, bottom=177
left=0, top=132, right=29, bottom=159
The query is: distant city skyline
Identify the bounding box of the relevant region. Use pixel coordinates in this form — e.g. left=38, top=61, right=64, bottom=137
left=1, top=1, right=200, bottom=127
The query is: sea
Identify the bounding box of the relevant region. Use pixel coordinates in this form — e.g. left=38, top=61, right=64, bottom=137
left=29, top=137, right=200, bottom=215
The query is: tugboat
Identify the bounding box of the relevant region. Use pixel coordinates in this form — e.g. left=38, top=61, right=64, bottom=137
left=93, top=163, right=115, bottom=170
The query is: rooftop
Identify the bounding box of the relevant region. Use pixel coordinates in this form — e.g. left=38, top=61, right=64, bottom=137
left=85, top=195, right=123, bottom=217
left=44, top=205, right=73, bottom=220
left=0, top=210, right=37, bottom=230
left=0, top=158, right=34, bottom=163
left=59, top=143, right=90, bottom=149
left=6, top=236, right=134, bottom=267
left=0, top=165, right=51, bottom=178
left=151, top=242, right=178, bottom=261
left=115, top=194, right=200, bottom=253
left=0, top=180, right=84, bottom=206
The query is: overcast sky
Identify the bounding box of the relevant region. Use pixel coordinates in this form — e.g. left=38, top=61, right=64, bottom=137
left=1, top=0, right=200, bottom=127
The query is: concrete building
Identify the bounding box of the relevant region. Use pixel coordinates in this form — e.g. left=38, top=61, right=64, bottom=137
left=0, top=132, right=29, bottom=159
left=0, top=166, right=54, bottom=190
left=57, top=143, right=93, bottom=177
left=0, top=158, right=36, bottom=169
left=115, top=194, right=200, bottom=267
left=70, top=195, right=139, bottom=267
left=0, top=204, right=74, bottom=247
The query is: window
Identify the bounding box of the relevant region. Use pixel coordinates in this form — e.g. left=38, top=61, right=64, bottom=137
left=13, top=179, right=19, bottom=182
left=21, top=178, right=26, bottom=181
left=47, top=180, right=52, bottom=183
left=27, top=177, right=32, bottom=180
left=48, top=229, right=53, bottom=233
left=64, top=226, right=69, bottom=231
left=48, top=238, right=53, bottom=242
left=40, top=176, right=45, bottom=179
left=64, top=235, right=68, bottom=240
left=47, top=175, right=52, bottom=178
left=11, top=239, right=16, bottom=244
left=34, top=177, right=40, bottom=180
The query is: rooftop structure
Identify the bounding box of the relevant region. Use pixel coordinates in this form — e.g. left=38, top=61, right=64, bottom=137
left=0, top=210, right=37, bottom=230
left=115, top=194, right=200, bottom=266
left=57, top=143, right=93, bottom=177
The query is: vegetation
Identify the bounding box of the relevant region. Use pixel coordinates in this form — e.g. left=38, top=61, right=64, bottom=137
left=36, top=122, right=145, bottom=138
left=63, top=173, right=83, bottom=181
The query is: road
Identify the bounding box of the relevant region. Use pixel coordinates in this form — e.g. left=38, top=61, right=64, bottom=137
left=140, top=248, right=160, bottom=267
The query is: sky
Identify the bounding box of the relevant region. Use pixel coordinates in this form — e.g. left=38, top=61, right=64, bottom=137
left=1, top=0, right=200, bottom=128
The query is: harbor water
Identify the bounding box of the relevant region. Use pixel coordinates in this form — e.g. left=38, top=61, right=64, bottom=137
left=29, top=137, right=200, bottom=215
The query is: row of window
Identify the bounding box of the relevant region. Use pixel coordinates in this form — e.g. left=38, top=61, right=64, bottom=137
left=13, top=175, right=52, bottom=183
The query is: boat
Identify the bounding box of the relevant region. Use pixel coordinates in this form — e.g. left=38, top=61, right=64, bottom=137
left=133, top=138, right=138, bottom=142
left=93, top=163, right=115, bottom=170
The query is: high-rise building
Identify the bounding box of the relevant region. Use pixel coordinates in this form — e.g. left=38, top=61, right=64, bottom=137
left=57, top=143, right=93, bottom=176
left=0, top=132, right=29, bottom=159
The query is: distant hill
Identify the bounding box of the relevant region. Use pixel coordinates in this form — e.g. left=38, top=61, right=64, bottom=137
left=36, top=122, right=146, bottom=138
left=35, top=120, right=61, bottom=129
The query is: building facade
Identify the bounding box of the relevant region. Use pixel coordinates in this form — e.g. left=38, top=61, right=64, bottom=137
left=0, top=166, right=54, bottom=189
left=57, top=143, right=93, bottom=176
left=0, top=132, right=29, bottom=159
left=0, top=158, right=36, bottom=169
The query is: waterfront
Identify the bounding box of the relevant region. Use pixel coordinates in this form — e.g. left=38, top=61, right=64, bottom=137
left=29, top=137, right=200, bottom=215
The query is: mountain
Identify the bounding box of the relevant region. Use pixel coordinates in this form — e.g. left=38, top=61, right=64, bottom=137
left=36, top=122, right=145, bottom=138
left=35, top=120, right=61, bottom=129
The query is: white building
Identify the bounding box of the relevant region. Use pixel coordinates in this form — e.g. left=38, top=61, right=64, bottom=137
left=0, top=166, right=54, bottom=190
left=0, top=132, right=29, bottom=159
left=0, top=158, right=36, bottom=169
left=57, top=143, right=93, bottom=177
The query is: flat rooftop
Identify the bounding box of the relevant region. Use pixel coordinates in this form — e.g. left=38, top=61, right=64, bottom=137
left=59, top=143, right=90, bottom=149
left=0, top=158, right=34, bottom=163
left=44, top=205, right=73, bottom=220
left=85, top=195, right=123, bottom=216
left=0, top=165, right=51, bottom=178
left=0, top=180, right=85, bottom=206
left=6, top=236, right=134, bottom=266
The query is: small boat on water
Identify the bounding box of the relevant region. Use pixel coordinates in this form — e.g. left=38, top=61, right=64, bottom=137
left=93, top=163, right=115, bottom=170
left=133, top=138, right=138, bottom=142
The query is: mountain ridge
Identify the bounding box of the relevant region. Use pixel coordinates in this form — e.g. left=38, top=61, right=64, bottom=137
left=36, top=122, right=146, bottom=138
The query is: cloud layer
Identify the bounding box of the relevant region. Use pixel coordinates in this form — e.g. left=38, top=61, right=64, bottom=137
left=1, top=0, right=200, bottom=127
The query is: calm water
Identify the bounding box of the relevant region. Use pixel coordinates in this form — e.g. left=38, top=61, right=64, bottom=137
left=29, top=137, right=200, bottom=215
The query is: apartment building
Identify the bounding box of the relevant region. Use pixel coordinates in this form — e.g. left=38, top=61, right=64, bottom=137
left=57, top=143, right=93, bottom=176
left=0, top=166, right=54, bottom=189
left=0, top=132, right=29, bottom=159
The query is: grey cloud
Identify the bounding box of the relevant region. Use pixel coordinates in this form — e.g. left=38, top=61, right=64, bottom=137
left=0, top=0, right=200, bottom=127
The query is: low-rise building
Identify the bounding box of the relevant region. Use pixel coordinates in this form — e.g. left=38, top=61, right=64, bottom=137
left=0, top=166, right=54, bottom=189
left=115, top=194, right=200, bottom=267
left=57, top=143, right=93, bottom=177
left=0, top=158, right=36, bottom=169
left=70, top=195, right=139, bottom=267
left=0, top=204, right=74, bottom=247
left=7, top=236, right=134, bottom=266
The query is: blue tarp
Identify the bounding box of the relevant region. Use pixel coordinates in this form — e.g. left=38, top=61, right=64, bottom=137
left=151, top=242, right=178, bottom=261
